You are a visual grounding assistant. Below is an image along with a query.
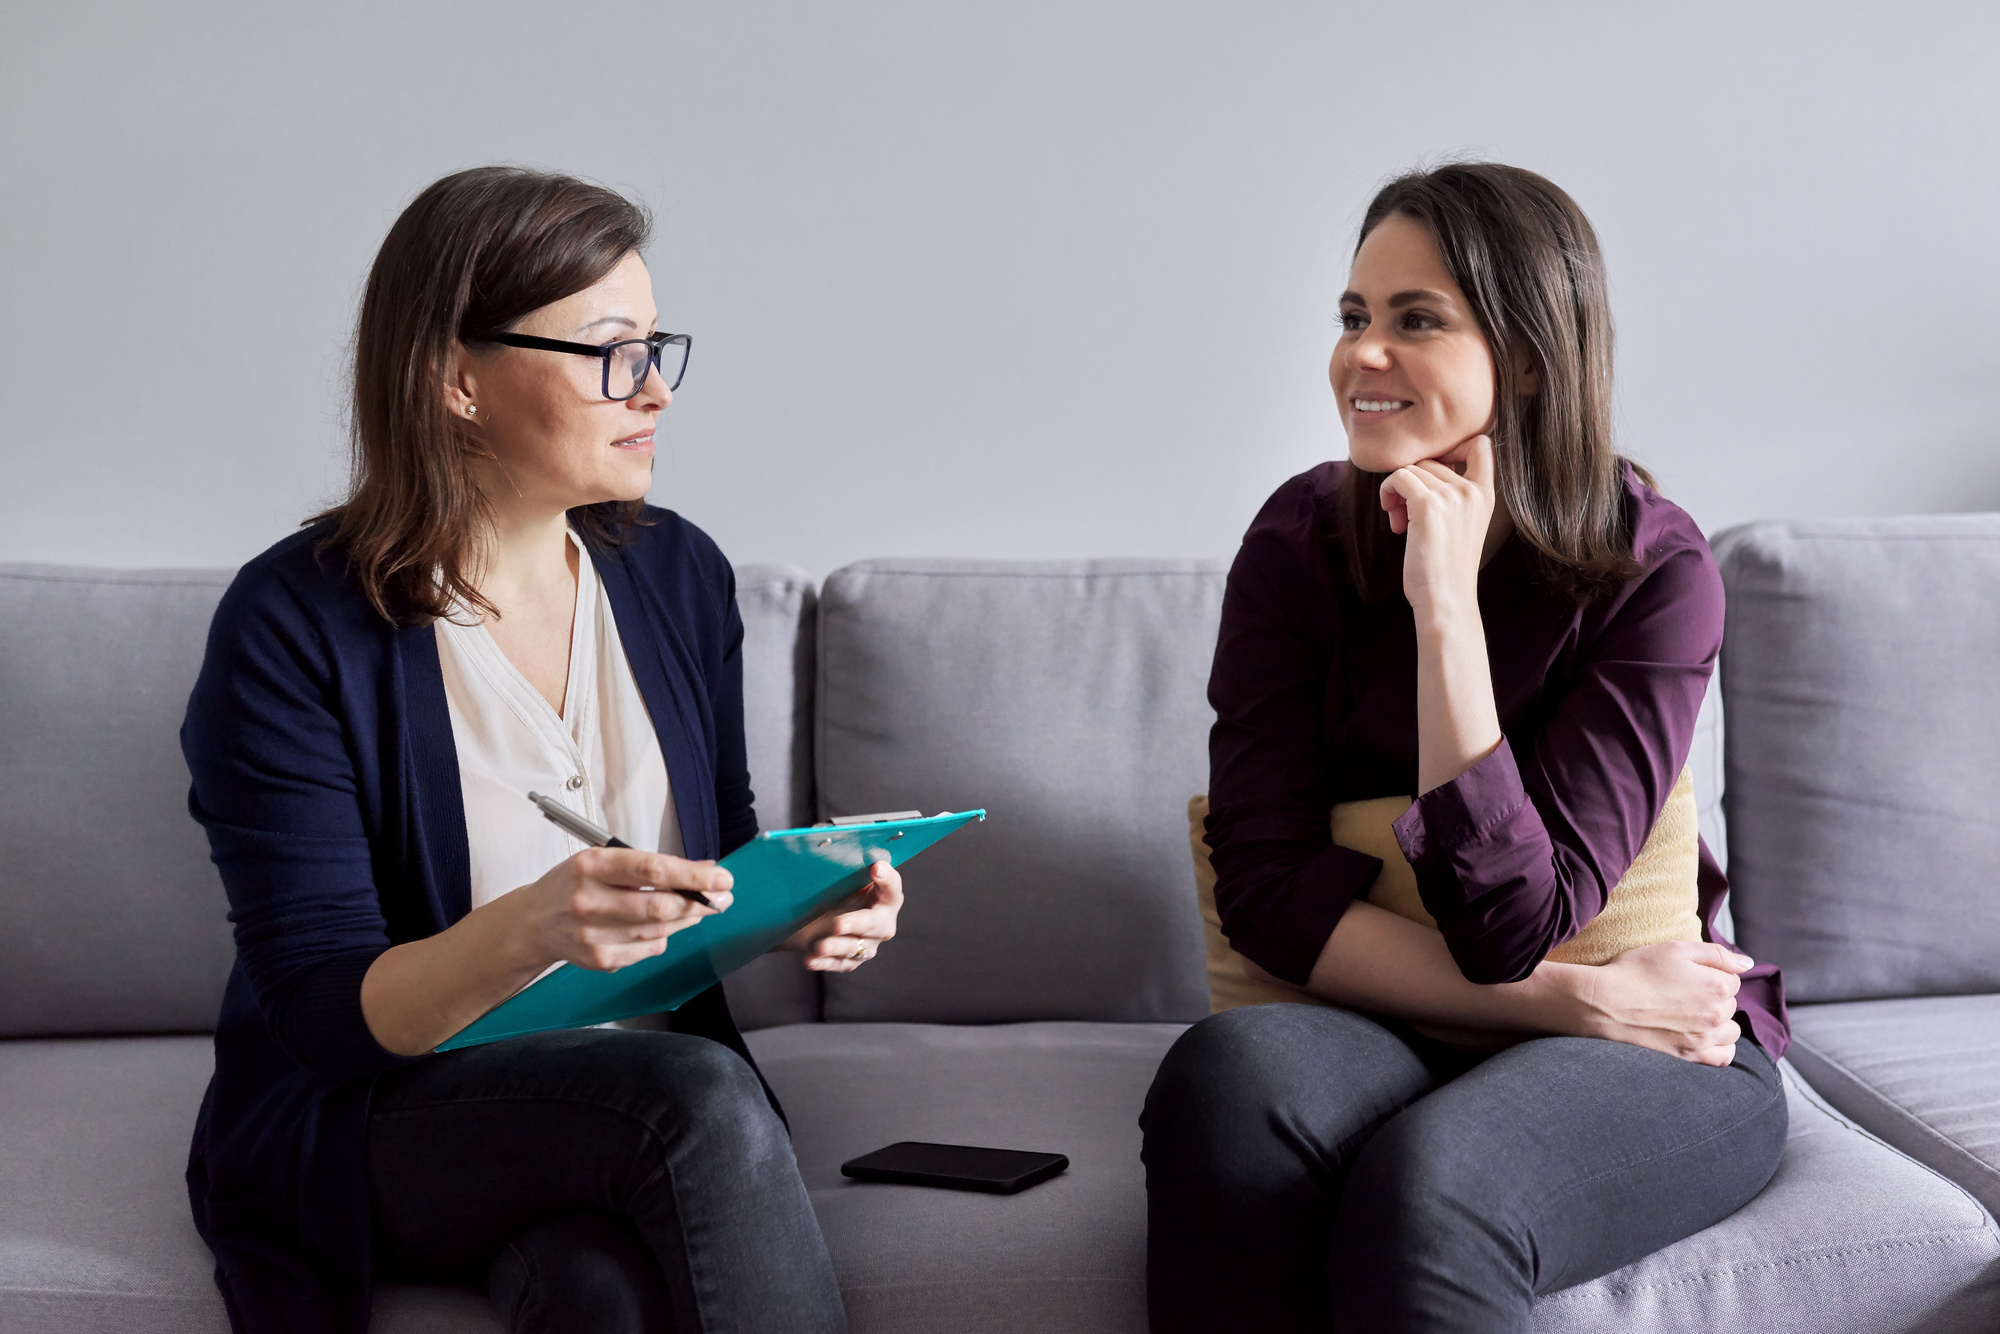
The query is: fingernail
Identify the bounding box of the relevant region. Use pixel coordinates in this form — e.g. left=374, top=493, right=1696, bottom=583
left=711, top=869, right=734, bottom=891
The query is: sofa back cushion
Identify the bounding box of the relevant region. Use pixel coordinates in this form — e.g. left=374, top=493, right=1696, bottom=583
left=813, top=560, right=1218, bottom=1024
left=0, top=560, right=822, bottom=1037
left=1717, top=516, right=2000, bottom=1001
left=0, top=565, right=237, bottom=1035
left=735, top=564, right=818, bottom=834
left=724, top=564, right=823, bottom=1029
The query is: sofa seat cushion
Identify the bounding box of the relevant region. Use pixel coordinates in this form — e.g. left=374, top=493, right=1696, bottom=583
left=747, top=1020, right=1184, bottom=1333
left=751, top=1021, right=2000, bottom=1334
left=8, top=1029, right=1995, bottom=1334
left=1784, top=994, right=2000, bottom=1217
left=1537, top=1061, right=2000, bottom=1332
left=0, top=1036, right=498, bottom=1333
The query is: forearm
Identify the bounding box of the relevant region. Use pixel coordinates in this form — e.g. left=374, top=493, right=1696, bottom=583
left=1414, top=602, right=1503, bottom=795
left=1284, top=899, right=1586, bottom=1033
left=359, top=896, right=551, bottom=1056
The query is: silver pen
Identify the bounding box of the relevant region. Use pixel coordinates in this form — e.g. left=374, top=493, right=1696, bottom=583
left=527, top=791, right=714, bottom=907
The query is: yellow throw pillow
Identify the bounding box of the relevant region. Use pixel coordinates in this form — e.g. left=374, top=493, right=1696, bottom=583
left=1187, top=768, right=1703, bottom=1041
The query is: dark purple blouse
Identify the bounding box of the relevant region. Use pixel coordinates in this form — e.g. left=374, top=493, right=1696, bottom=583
left=1204, top=461, right=1788, bottom=1058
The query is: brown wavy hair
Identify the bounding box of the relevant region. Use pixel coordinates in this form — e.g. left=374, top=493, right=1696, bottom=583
left=1335, top=163, right=1652, bottom=606
left=314, top=166, right=653, bottom=623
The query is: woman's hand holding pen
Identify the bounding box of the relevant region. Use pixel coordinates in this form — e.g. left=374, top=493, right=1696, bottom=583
left=511, top=848, right=734, bottom=974
left=361, top=848, right=733, bottom=1055
left=779, top=860, right=904, bottom=972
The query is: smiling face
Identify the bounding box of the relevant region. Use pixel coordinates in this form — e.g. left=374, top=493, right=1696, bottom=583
left=454, top=249, right=666, bottom=512
left=1332, top=212, right=1501, bottom=474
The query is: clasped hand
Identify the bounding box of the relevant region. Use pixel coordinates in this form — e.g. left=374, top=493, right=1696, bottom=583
left=1379, top=433, right=1496, bottom=620
left=1565, top=941, right=1753, bottom=1068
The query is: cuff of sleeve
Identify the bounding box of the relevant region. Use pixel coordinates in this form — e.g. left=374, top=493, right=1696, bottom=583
left=277, top=946, right=417, bottom=1084
left=1391, top=739, right=1529, bottom=868
left=1736, top=968, right=1791, bottom=1063
left=1217, top=843, right=1382, bottom=987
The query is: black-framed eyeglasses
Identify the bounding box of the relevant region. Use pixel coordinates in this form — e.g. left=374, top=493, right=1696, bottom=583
left=481, top=331, right=691, bottom=401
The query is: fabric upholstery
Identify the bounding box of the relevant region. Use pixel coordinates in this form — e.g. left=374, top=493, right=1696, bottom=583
left=748, top=1021, right=1179, bottom=1332
left=744, top=1021, right=2000, bottom=1334
left=0, top=1036, right=503, bottom=1333
left=734, top=563, right=818, bottom=834
left=1535, top=1061, right=2000, bottom=1332
left=1715, top=517, right=2000, bottom=1001
left=0, top=565, right=236, bottom=1036
left=0, top=559, right=816, bottom=1040
left=1785, top=994, right=2000, bottom=1218
left=723, top=564, right=823, bottom=1031
left=813, top=560, right=1219, bottom=1024
left=7, top=1024, right=1997, bottom=1334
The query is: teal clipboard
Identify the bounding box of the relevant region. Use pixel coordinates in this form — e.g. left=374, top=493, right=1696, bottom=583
left=435, top=809, right=986, bottom=1051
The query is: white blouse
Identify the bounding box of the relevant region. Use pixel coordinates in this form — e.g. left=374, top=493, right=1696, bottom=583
left=436, top=530, right=684, bottom=910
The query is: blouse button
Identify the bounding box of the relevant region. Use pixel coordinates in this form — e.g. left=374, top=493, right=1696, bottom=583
left=565, top=774, right=584, bottom=791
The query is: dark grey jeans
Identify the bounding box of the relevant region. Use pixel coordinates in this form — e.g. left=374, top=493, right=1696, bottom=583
left=1141, top=1005, right=1787, bottom=1333
left=368, top=1028, right=846, bottom=1334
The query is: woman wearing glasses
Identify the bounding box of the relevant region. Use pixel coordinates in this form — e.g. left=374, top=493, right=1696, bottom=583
left=181, top=167, right=881, bottom=1333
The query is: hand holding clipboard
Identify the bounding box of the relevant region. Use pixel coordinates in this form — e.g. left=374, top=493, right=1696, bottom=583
left=437, top=806, right=986, bottom=1051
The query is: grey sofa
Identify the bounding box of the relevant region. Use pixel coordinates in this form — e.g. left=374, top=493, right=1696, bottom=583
left=3, top=524, right=1998, bottom=1332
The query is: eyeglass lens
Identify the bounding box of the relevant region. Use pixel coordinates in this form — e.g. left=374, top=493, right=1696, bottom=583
left=605, top=338, right=689, bottom=400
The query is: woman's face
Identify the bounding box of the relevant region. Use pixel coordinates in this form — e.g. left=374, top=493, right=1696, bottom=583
left=456, top=250, right=667, bottom=512
left=1331, top=213, right=1499, bottom=474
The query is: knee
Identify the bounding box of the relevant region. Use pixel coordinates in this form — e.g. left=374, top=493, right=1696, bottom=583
left=1341, top=1104, right=1512, bottom=1253
left=1147, top=1009, right=1276, bottom=1128
left=622, top=1035, right=785, bottom=1161
left=1142, top=1007, right=1333, bottom=1178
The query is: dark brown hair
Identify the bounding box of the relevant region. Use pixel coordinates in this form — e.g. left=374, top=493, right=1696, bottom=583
left=314, top=166, right=653, bottom=623
left=1336, top=162, right=1650, bottom=605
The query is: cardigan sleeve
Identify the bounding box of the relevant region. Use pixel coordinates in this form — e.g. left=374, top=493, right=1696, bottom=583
left=1390, top=529, right=1725, bottom=984
left=182, top=563, right=408, bottom=1085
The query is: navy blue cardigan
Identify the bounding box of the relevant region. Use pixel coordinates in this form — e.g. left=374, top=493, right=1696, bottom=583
left=181, top=506, right=765, bottom=1334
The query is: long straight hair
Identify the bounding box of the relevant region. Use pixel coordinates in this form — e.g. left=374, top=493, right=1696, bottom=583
left=315, top=166, right=653, bottom=624
left=1336, top=163, right=1649, bottom=605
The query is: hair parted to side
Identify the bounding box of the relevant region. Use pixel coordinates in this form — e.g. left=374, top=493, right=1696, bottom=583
left=314, top=165, right=653, bottom=624
left=1335, top=162, right=1651, bottom=606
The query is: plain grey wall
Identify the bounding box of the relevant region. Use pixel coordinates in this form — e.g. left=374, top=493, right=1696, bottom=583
left=4, top=1, right=1996, bottom=575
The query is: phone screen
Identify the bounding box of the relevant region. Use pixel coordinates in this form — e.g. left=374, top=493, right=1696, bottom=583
left=840, top=1141, right=1069, bottom=1194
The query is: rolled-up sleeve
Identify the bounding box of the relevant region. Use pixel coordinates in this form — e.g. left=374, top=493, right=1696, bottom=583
left=1391, top=537, right=1725, bottom=984
left=1204, top=480, right=1384, bottom=985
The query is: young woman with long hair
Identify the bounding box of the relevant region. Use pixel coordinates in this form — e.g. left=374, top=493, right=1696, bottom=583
left=1143, top=163, right=1789, bottom=1332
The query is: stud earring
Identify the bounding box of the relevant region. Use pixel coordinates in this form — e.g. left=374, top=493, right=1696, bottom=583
left=466, top=405, right=477, bottom=416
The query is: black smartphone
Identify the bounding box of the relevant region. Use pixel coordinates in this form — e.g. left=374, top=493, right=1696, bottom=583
left=840, top=1141, right=1069, bottom=1194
